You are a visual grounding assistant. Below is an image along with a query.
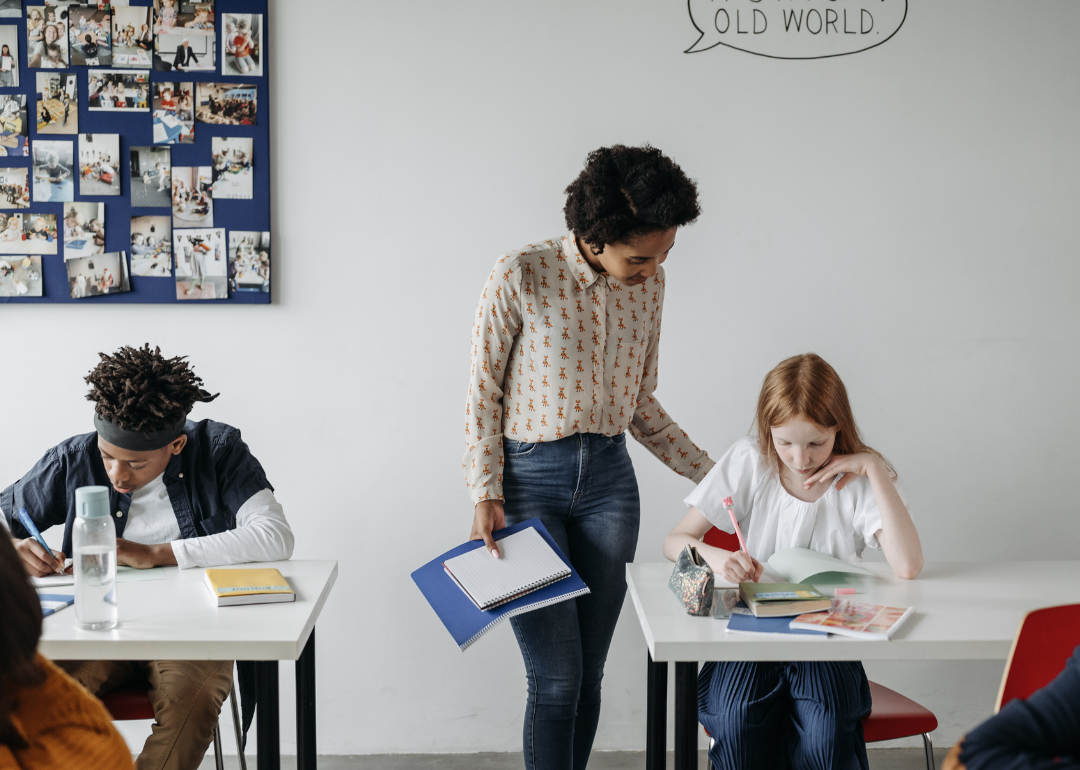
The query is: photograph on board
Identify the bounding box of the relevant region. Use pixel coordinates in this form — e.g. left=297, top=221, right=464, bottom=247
left=174, top=227, right=225, bottom=300
left=0, top=26, right=19, bottom=86
left=0, top=256, right=43, bottom=297
left=155, top=0, right=214, bottom=36
left=0, top=167, right=28, bottom=208
left=67, top=251, right=131, bottom=298
left=171, top=165, right=212, bottom=226
left=210, top=137, right=252, bottom=200
left=0, top=213, right=58, bottom=254
left=130, top=215, right=170, bottom=277
left=68, top=5, right=113, bottom=67
left=152, top=82, right=193, bottom=144
left=196, top=83, right=255, bottom=125
left=78, top=133, right=121, bottom=196
left=32, top=139, right=74, bottom=203
left=63, top=201, right=104, bottom=259
left=222, top=13, right=261, bottom=76
left=0, top=95, right=28, bottom=157
left=36, top=72, right=77, bottom=134
left=156, top=33, right=214, bottom=73
left=0, top=1, right=21, bottom=19
left=111, top=5, right=152, bottom=67
left=130, top=145, right=171, bottom=207
left=228, top=231, right=268, bottom=294
left=88, top=70, right=149, bottom=110
left=27, top=6, right=68, bottom=68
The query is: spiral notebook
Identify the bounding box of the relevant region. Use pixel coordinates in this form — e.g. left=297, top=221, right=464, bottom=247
left=443, top=526, right=571, bottom=610
left=412, top=519, right=590, bottom=651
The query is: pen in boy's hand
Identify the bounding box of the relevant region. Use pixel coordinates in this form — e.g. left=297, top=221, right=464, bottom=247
left=17, top=506, right=64, bottom=573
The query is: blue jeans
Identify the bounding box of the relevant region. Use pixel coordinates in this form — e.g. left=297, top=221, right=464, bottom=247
left=699, top=660, right=872, bottom=770
left=503, top=432, right=640, bottom=770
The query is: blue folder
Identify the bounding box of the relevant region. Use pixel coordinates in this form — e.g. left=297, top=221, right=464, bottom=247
left=725, top=603, right=828, bottom=636
left=39, top=593, right=74, bottom=617
left=412, top=518, right=590, bottom=651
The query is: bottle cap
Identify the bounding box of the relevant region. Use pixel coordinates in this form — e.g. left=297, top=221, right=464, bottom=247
left=75, top=486, right=110, bottom=518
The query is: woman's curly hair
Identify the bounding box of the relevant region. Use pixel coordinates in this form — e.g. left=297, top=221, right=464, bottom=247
left=85, top=344, right=214, bottom=433
left=564, top=145, right=701, bottom=254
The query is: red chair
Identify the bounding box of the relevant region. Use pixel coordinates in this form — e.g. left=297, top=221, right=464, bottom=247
left=100, top=679, right=246, bottom=770
left=701, top=527, right=938, bottom=770
left=995, top=603, right=1080, bottom=713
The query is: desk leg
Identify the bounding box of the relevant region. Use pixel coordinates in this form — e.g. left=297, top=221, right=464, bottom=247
left=255, top=661, right=280, bottom=770
left=674, top=662, right=698, bottom=770
left=646, top=652, right=667, bottom=770
left=296, top=629, right=317, bottom=770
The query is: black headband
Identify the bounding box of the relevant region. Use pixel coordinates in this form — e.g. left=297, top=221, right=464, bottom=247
left=94, top=412, right=188, bottom=452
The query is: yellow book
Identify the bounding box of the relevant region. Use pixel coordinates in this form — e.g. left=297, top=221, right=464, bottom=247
left=203, top=568, right=296, bottom=607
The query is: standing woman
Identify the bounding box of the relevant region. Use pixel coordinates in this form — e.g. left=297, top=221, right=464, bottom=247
left=463, top=145, right=714, bottom=770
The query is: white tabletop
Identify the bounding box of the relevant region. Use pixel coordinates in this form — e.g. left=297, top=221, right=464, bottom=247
left=38, top=560, right=338, bottom=662
left=627, top=560, right=1080, bottom=662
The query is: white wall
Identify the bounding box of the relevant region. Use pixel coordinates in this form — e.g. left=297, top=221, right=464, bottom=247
left=5, top=0, right=1080, bottom=755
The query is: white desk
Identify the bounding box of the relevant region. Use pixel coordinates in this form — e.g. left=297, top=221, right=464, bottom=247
left=39, top=559, right=338, bottom=770
left=627, top=560, right=1080, bottom=770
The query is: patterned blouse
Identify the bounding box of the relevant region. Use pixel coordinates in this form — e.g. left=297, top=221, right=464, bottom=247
left=463, top=232, right=714, bottom=504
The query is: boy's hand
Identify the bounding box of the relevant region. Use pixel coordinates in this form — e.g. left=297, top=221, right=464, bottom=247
left=470, top=500, right=506, bottom=559
left=116, top=539, right=177, bottom=569
left=720, top=550, right=764, bottom=584
left=15, top=538, right=66, bottom=577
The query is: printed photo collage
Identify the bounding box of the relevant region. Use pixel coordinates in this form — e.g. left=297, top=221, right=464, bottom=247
left=0, top=1, right=268, bottom=301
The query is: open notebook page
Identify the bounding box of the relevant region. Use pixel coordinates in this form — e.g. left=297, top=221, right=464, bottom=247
left=443, top=527, right=571, bottom=610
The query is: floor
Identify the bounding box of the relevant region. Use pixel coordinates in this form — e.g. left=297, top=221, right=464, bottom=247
left=196, top=749, right=948, bottom=769
left=174, top=206, right=215, bottom=227
left=80, top=174, right=122, bottom=197
left=131, top=176, right=172, bottom=207
left=176, top=276, right=226, bottom=299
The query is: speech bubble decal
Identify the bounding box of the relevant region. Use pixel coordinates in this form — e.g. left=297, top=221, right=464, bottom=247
left=686, top=0, right=907, bottom=59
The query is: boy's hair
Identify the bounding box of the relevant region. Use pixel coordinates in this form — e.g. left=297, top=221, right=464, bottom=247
left=754, top=353, right=896, bottom=478
left=85, top=344, right=214, bottom=433
left=563, top=144, right=700, bottom=255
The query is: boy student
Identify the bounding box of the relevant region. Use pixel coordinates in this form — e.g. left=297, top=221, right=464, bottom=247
left=2, top=344, right=294, bottom=770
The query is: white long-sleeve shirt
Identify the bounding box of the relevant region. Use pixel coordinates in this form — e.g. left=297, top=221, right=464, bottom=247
left=122, top=473, right=294, bottom=569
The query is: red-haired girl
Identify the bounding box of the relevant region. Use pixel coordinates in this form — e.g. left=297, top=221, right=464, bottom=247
left=664, top=353, right=923, bottom=770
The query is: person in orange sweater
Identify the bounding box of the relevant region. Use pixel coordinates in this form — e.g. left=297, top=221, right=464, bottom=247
left=0, top=531, right=133, bottom=770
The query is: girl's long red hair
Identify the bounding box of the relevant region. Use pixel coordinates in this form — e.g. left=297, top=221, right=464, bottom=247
left=754, top=353, right=894, bottom=478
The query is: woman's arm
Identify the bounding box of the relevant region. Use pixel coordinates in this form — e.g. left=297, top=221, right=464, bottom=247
left=805, top=455, right=923, bottom=579
left=664, top=506, right=763, bottom=583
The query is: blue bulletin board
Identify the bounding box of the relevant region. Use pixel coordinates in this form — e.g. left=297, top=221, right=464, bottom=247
left=0, top=0, right=270, bottom=303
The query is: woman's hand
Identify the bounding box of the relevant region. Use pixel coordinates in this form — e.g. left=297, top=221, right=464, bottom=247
left=470, top=500, right=506, bottom=559
left=719, top=550, right=764, bottom=584
left=802, top=453, right=883, bottom=491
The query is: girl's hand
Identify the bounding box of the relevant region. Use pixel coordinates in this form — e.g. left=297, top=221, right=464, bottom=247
left=720, top=550, right=764, bottom=584
left=470, top=499, right=506, bottom=559
left=803, top=453, right=883, bottom=491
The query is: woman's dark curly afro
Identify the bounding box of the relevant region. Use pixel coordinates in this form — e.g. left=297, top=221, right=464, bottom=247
left=564, top=144, right=701, bottom=254
left=85, top=344, right=215, bottom=433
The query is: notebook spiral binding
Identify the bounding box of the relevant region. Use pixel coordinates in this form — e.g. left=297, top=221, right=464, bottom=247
left=480, top=569, right=571, bottom=610
left=459, top=586, right=591, bottom=651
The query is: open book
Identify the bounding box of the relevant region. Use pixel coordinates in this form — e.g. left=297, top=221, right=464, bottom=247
left=715, top=546, right=874, bottom=588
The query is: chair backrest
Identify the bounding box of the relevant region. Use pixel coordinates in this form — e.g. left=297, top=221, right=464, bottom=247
left=995, top=603, right=1080, bottom=712
left=703, top=526, right=741, bottom=553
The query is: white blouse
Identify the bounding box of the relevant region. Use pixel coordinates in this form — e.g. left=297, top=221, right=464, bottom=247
left=684, top=437, right=908, bottom=564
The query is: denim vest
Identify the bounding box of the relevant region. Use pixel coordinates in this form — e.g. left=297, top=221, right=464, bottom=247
left=2, top=419, right=272, bottom=553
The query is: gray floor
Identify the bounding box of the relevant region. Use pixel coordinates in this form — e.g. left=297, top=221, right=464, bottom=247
left=131, top=177, right=172, bottom=207
left=80, top=174, right=122, bottom=197
left=198, top=748, right=947, bottom=769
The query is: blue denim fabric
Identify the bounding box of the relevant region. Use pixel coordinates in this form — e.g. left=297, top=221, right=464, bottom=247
left=699, top=660, right=872, bottom=770
left=502, top=432, right=640, bottom=770
left=1, top=419, right=272, bottom=557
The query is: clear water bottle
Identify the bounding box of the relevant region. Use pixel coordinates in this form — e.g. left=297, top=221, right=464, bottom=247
left=73, top=486, right=118, bottom=631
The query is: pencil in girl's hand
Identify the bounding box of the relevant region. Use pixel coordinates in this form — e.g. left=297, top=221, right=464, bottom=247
left=722, top=496, right=749, bottom=553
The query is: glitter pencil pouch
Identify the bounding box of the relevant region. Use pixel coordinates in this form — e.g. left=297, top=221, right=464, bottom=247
left=668, top=544, right=714, bottom=616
